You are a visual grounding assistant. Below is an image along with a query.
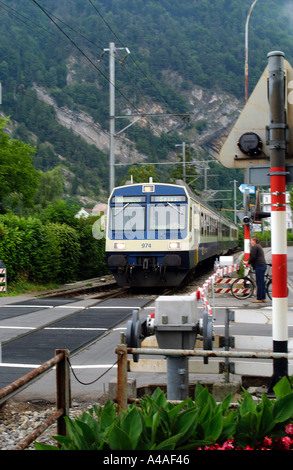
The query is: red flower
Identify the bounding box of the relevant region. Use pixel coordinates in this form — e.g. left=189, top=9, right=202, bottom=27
left=273, top=436, right=292, bottom=450
left=285, top=423, right=293, bottom=436
left=262, top=436, right=272, bottom=447
left=221, top=440, right=235, bottom=450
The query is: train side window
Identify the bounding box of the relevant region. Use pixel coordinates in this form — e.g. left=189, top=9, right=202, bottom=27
left=194, top=213, right=200, bottom=230
left=189, top=207, right=192, bottom=231
left=206, top=215, right=210, bottom=236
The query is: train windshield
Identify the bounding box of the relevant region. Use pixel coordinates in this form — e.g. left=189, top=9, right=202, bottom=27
left=149, top=203, right=187, bottom=230
left=110, top=204, right=145, bottom=231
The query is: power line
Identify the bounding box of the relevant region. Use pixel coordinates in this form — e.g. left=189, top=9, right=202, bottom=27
left=3, top=1, right=193, bottom=186
left=0, top=0, right=71, bottom=52
left=30, top=0, right=174, bottom=139
left=87, top=0, right=176, bottom=113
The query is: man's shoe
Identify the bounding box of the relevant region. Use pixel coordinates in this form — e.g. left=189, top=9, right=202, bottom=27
left=251, top=299, right=262, bottom=303
left=262, top=299, right=266, bottom=302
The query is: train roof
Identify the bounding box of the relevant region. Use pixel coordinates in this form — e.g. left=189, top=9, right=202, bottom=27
left=110, top=180, right=237, bottom=228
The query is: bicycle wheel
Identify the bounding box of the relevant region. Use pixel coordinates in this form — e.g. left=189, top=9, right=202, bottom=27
left=231, top=277, right=255, bottom=299
left=266, top=280, right=272, bottom=300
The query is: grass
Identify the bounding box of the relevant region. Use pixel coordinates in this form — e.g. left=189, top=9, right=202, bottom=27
left=0, top=280, right=60, bottom=297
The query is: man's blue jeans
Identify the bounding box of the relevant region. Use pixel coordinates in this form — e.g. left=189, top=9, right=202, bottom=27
left=255, top=264, right=267, bottom=300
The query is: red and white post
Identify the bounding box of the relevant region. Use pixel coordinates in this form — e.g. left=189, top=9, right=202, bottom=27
left=243, top=187, right=251, bottom=262
left=244, top=224, right=250, bottom=262
left=267, top=51, right=288, bottom=391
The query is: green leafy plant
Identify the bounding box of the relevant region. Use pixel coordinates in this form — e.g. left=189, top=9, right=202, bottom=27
left=34, top=377, right=293, bottom=451
left=234, top=376, right=293, bottom=448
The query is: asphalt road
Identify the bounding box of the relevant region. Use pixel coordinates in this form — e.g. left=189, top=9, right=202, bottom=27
left=1, top=245, right=293, bottom=403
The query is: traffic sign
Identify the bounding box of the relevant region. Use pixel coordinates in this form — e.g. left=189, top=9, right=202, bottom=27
left=238, top=183, right=255, bottom=194
left=218, top=59, right=293, bottom=168
left=246, top=164, right=293, bottom=185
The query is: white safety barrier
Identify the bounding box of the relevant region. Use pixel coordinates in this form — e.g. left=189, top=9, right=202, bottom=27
left=190, top=263, right=239, bottom=315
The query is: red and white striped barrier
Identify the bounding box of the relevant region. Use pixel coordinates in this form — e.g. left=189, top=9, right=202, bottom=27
left=190, top=264, right=239, bottom=315
left=0, top=267, right=6, bottom=293
left=214, top=277, right=234, bottom=293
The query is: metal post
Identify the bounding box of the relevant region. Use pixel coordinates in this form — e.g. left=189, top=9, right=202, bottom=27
left=245, top=0, right=259, bottom=103
left=224, top=309, right=231, bottom=383
left=56, top=349, right=71, bottom=437
left=116, top=340, right=128, bottom=413
left=109, top=42, right=115, bottom=193
left=244, top=188, right=250, bottom=261
left=231, top=179, right=238, bottom=224
left=175, top=142, right=187, bottom=183
left=103, top=42, right=130, bottom=193
left=267, top=51, right=288, bottom=392
left=166, top=357, right=189, bottom=401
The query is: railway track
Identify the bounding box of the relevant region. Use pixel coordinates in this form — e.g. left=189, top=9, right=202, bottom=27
left=36, top=257, right=226, bottom=301
left=37, top=275, right=121, bottom=299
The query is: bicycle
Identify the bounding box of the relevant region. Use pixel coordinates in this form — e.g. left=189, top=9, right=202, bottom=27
left=231, top=264, right=272, bottom=300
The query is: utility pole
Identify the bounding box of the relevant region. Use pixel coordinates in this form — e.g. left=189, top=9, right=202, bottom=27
left=103, top=42, right=130, bottom=193
left=230, top=180, right=238, bottom=224
left=175, top=142, right=187, bottom=182
left=109, top=42, right=115, bottom=194
left=103, top=43, right=190, bottom=193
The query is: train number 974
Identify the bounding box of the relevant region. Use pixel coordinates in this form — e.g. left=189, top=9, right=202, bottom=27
left=141, top=243, right=152, bottom=248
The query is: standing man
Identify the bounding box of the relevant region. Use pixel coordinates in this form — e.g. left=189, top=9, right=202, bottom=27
left=245, top=236, right=267, bottom=303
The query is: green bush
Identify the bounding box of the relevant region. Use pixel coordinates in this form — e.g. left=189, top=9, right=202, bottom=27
left=75, top=216, right=107, bottom=280
left=0, top=214, right=60, bottom=282
left=46, top=223, right=81, bottom=283
left=0, top=216, right=24, bottom=280
left=0, top=213, right=107, bottom=285
left=35, top=377, right=293, bottom=451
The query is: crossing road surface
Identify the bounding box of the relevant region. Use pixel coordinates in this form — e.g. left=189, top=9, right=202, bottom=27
left=1, top=245, right=293, bottom=402
left=0, top=297, right=152, bottom=398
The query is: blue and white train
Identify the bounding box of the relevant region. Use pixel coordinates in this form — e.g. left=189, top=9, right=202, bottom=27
left=105, top=180, right=238, bottom=287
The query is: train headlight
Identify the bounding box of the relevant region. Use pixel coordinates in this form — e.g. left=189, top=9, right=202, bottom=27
left=168, top=241, right=181, bottom=250
left=114, top=242, right=126, bottom=250
left=142, top=184, right=155, bottom=193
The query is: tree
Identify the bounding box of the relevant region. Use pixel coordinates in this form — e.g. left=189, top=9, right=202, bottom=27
left=0, top=117, right=39, bottom=212
left=37, top=199, right=80, bottom=227
left=33, top=167, right=64, bottom=210
left=123, top=164, right=160, bottom=184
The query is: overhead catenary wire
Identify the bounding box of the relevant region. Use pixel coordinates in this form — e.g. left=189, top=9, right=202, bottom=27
left=0, top=2, right=127, bottom=146
left=2, top=1, right=213, bottom=180
left=30, top=0, right=181, bottom=153
left=1, top=0, right=192, bottom=162
left=0, top=0, right=72, bottom=53
left=87, top=0, right=174, bottom=113
left=0, top=0, right=167, bottom=158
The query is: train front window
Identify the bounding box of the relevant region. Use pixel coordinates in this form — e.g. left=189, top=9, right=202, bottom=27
left=149, top=204, right=187, bottom=230
left=110, top=204, right=145, bottom=231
